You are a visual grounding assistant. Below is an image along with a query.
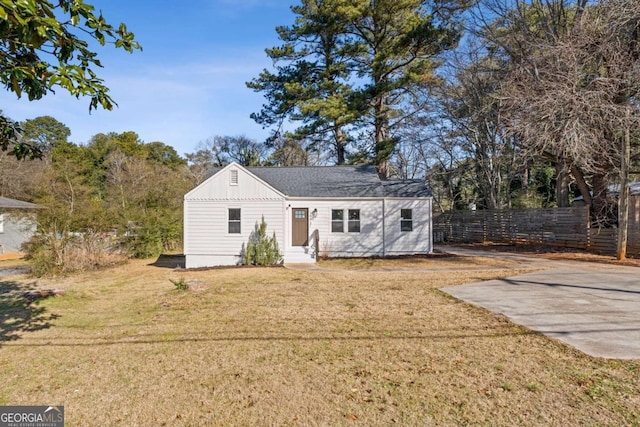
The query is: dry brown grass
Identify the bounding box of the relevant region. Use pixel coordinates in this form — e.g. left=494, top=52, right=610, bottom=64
left=25, top=232, right=128, bottom=277
left=319, top=253, right=520, bottom=270
left=452, top=242, right=640, bottom=267
left=0, top=256, right=638, bottom=426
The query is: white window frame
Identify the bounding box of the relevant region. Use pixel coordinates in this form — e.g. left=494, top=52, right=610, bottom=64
left=228, top=208, right=241, bottom=234
left=401, top=209, right=413, bottom=232
left=331, top=209, right=344, bottom=233
left=347, top=209, right=360, bottom=233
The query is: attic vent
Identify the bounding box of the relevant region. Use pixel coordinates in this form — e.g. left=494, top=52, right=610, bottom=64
left=230, top=169, right=239, bottom=185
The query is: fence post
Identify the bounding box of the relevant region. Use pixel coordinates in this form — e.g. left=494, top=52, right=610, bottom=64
left=483, top=211, right=487, bottom=243
left=585, top=205, right=591, bottom=251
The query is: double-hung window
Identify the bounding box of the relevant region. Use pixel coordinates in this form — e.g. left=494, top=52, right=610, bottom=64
left=331, top=209, right=344, bottom=232
left=401, top=209, right=413, bottom=232
left=331, top=209, right=361, bottom=233
left=228, top=208, right=241, bottom=234
left=348, top=209, right=360, bottom=233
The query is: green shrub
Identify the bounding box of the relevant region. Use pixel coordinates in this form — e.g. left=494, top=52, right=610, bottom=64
left=244, top=217, right=282, bottom=266
left=170, top=277, right=189, bottom=291
left=125, top=218, right=183, bottom=259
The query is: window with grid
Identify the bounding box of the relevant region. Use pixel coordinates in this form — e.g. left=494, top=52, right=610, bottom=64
left=348, top=209, right=360, bottom=233
left=228, top=208, right=241, bottom=233
left=401, top=209, right=413, bottom=232
left=331, top=209, right=344, bottom=232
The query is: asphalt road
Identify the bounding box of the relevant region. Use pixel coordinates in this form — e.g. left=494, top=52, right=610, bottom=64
left=439, top=246, right=640, bottom=359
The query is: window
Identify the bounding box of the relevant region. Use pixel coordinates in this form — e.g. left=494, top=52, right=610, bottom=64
left=228, top=208, right=241, bottom=233
left=331, top=209, right=344, bottom=233
left=348, top=209, right=360, bottom=233
left=230, top=169, right=239, bottom=185
left=332, top=209, right=361, bottom=233
left=401, top=209, right=413, bottom=232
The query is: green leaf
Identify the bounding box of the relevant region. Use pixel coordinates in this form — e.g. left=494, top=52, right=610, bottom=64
left=0, top=0, right=141, bottom=160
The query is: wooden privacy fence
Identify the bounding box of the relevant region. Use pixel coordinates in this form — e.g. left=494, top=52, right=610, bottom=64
left=433, top=201, right=640, bottom=256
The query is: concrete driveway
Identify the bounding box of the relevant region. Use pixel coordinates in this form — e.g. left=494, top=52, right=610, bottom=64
left=439, top=246, right=640, bottom=359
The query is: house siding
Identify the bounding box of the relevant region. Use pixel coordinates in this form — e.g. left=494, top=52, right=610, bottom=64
left=291, top=200, right=385, bottom=258
left=184, top=164, right=286, bottom=268
left=383, top=199, right=433, bottom=254
left=185, top=200, right=285, bottom=267
left=185, top=165, right=283, bottom=201
left=0, top=213, right=36, bottom=254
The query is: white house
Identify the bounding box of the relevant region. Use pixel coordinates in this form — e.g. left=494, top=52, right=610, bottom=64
left=0, top=197, right=39, bottom=256
left=183, top=162, right=433, bottom=268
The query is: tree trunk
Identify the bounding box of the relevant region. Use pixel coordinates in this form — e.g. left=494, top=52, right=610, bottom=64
left=570, top=165, right=592, bottom=206
left=556, top=160, right=570, bottom=207
left=617, top=115, right=631, bottom=260
left=475, top=145, right=501, bottom=210
left=377, top=159, right=391, bottom=180
left=591, top=172, right=612, bottom=227
left=521, top=165, right=529, bottom=191
left=334, top=125, right=345, bottom=165
left=373, top=91, right=393, bottom=180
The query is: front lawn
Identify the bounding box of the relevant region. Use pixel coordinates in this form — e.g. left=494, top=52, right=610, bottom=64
left=0, top=256, right=638, bottom=426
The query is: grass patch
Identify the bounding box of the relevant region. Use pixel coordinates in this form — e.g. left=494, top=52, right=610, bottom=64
left=0, top=257, right=637, bottom=426
left=169, top=277, right=189, bottom=291
left=0, top=258, right=30, bottom=269
left=318, top=253, right=522, bottom=270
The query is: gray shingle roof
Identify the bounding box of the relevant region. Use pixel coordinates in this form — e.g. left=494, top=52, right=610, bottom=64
left=249, top=165, right=384, bottom=197
left=0, top=197, right=39, bottom=209
left=212, top=164, right=432, bottom=198
left=382, top=180, right=433, bottom=198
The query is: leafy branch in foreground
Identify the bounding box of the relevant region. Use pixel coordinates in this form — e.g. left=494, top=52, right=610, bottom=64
left=0, top=0, right=142, bottom=159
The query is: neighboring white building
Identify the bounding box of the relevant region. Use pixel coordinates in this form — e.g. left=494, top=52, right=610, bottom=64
left=0, top=197, right=39, bottom=256
left=184, top=162, right=433, bottom=268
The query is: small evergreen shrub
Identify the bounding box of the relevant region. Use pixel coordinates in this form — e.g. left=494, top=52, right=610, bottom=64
left=244, top=217, right=282, bottom=266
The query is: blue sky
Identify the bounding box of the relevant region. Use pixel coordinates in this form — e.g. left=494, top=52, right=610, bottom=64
left=0, top=0, right=295, bottom=155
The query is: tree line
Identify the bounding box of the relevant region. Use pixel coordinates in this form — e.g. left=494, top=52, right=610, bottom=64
left=247, top=0, right=640, bottom=225
left=2, top=0, right=640, bottom=271
left=1, top=116, right=304, bottom=274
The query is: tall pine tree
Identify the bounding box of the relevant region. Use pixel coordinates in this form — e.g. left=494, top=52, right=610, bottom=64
left=249, top=0, right=464, bottom=174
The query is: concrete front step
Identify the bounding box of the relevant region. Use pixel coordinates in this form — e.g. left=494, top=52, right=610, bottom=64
left=284, top=249, right=316, bottom=264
